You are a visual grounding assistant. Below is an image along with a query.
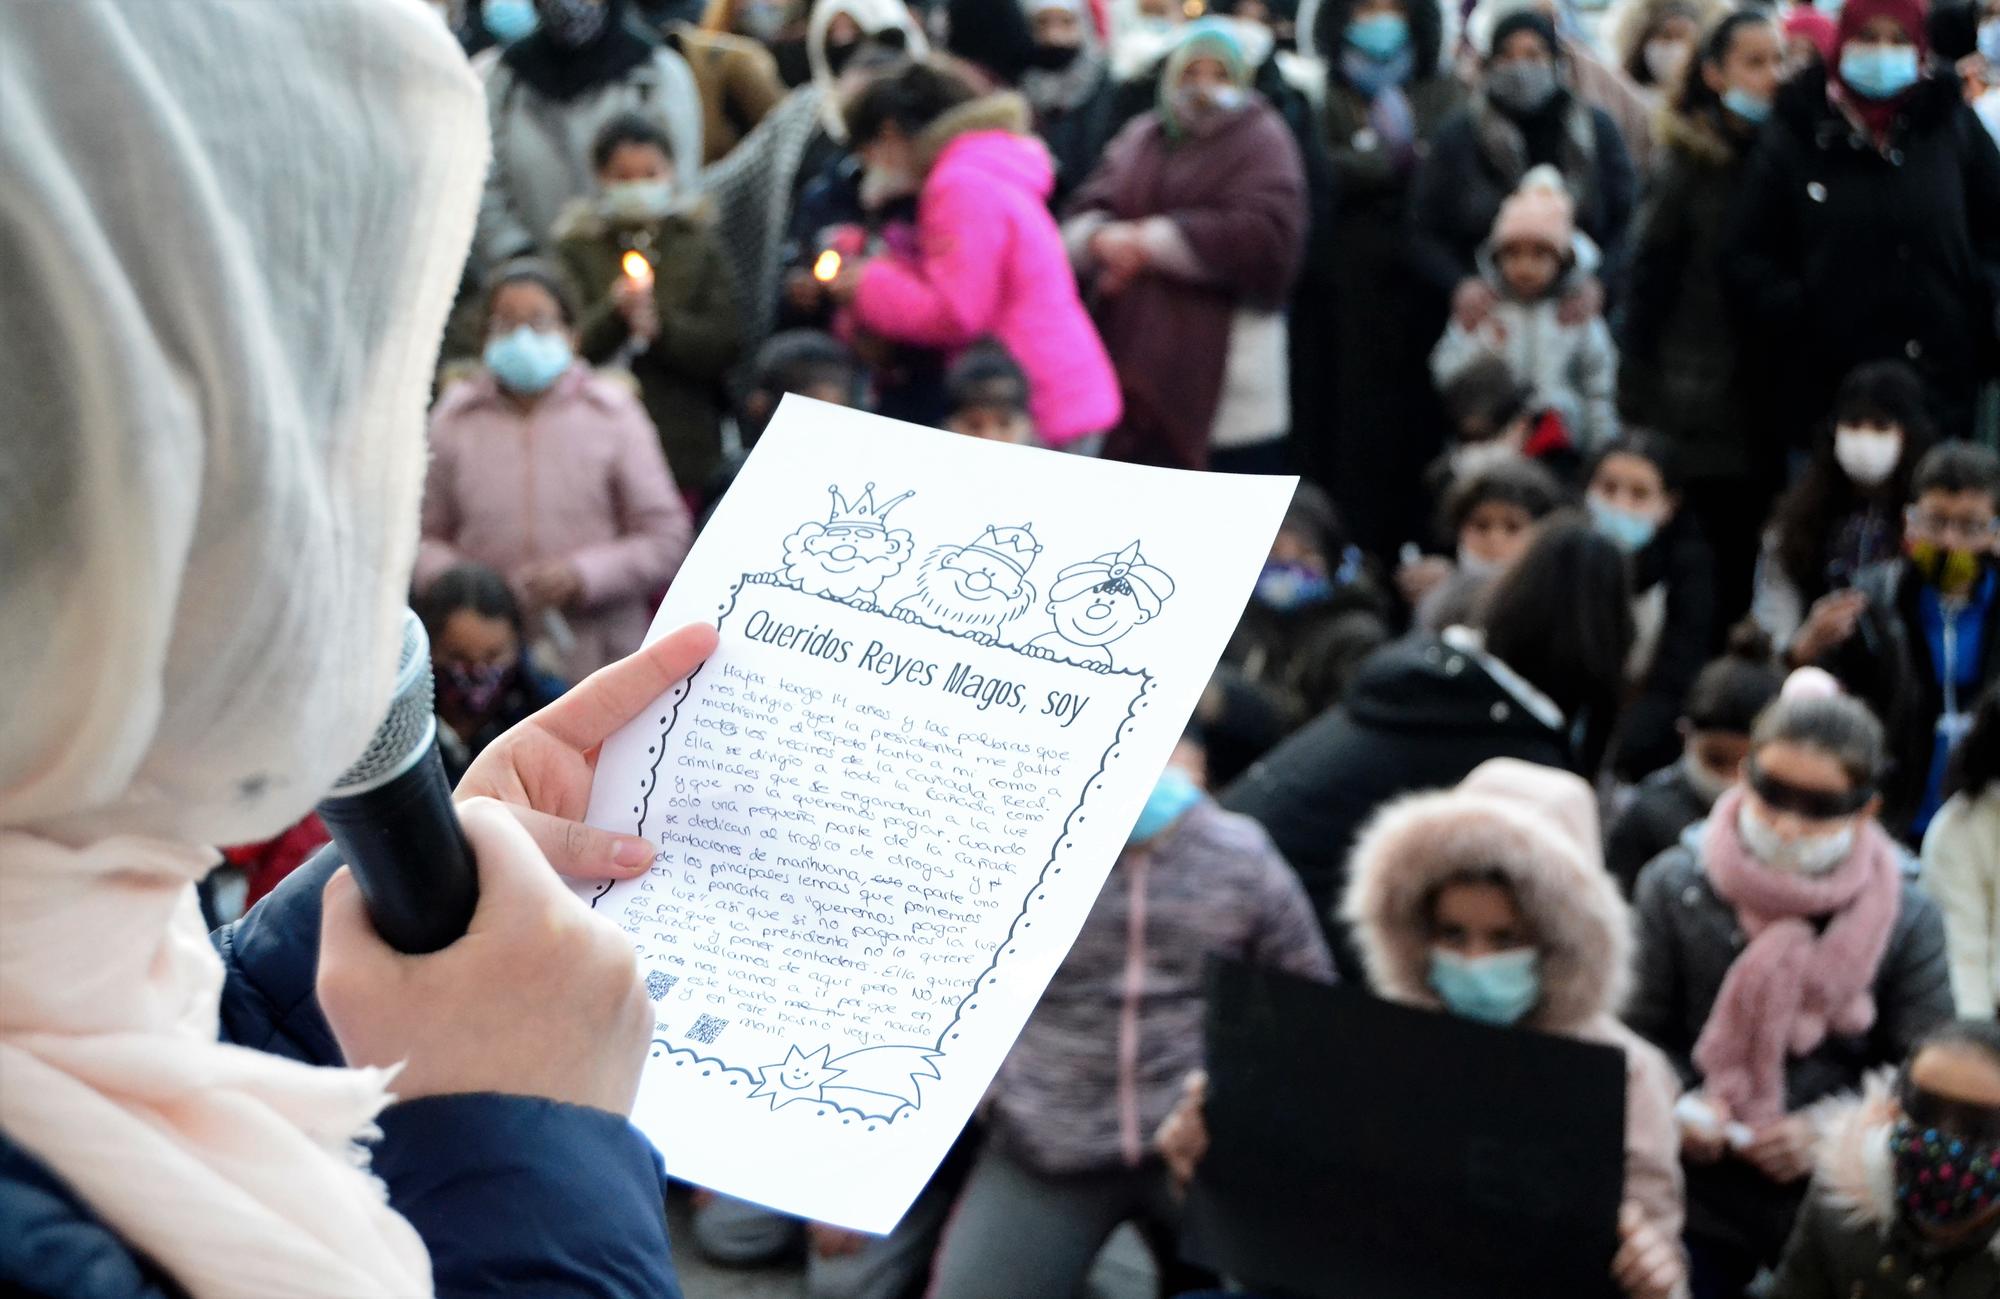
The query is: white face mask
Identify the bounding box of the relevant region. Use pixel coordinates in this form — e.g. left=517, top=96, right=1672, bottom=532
left=1644, top=38, right=1690, bottom=85
left=601, top=177, right=674, bottom=223
left=1457, top=544, right=1503, bottom=580
left=1736, top=800, right=1855, bottom=875
left=1681, top=751, right=1736, bottom=804
left=1834, top=427, right=1902, bottom=487
left=1451, top=439, right=1519, bottom=479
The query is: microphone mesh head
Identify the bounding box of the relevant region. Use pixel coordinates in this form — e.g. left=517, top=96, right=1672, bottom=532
left=328, top=609, right=438, bottom=797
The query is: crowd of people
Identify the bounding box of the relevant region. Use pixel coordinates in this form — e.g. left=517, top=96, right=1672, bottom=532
left=9, top=0, right=2000, bottom=1296
left=380, top=0, right=2000, bottom=1295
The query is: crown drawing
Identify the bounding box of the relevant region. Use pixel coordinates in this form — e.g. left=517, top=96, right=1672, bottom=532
left=826, top=482, right=914, bottom=530
left=963, top=524, right=1042, bottom=577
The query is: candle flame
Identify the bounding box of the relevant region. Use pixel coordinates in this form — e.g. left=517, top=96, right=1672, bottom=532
left=622, top=250, right=653, bottom=284
left=812, top=249, right=843, bottom=283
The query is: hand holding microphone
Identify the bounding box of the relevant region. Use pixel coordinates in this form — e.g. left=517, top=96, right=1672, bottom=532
left=314, top=619, right=719, bottom=1112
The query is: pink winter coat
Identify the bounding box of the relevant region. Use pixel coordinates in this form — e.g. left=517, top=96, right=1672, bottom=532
left=849, top=93, right=1121, bottom=445
left=1343, top=758, right=1688, bottom=1285
left=416, top=365, right=692, bottom=682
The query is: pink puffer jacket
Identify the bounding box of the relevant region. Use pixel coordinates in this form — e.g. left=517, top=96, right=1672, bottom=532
left=850, top=94, right=1121, bottom=445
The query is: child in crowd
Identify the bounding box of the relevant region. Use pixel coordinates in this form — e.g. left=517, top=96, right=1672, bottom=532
left=1753, top=360, right=1935, bottom=659
left=413, top=564, right=567, bottom=787
left=1769, top=1019, right=2000, bottom=1297
left=1402, top=455, right=1566, bottom=632
left=1606, top=625, right=1785, bottom=894
left=922, top=760, right=1334, bottom=1299
left=553, top=114, right=744, bottom=498
left=1161, top=759, right=1690, bottom=1299
left=1436, top=356, right=1582, bottom=487
left=416, top=261, right=692, bottom=682
left=942, top=340, right=1037, bottom=444
left=1810, top=442, right=2000, bottom=843
left=1586, top=435, right=1717, bottom=782
left=1627, top=687, right=1953, bottom=1299
left=1922, top=684, right=2000, bottom=1020
left=830, top=60, right=1122, bottom=450
left=1430, top=166, right=1618, bottom=458
left=1213, top=482, right=1391, bottom=779
left=697, top=329, right=867, bottom=532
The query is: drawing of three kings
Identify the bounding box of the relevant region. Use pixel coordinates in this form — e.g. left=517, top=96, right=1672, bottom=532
left=753, top=483, right=1175, bottom=671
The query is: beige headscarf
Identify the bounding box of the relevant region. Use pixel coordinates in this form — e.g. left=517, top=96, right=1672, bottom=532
left=0, top=1, right=486, bottom=1295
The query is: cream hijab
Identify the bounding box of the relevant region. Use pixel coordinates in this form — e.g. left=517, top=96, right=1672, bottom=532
left=0, top=1, right=485, bottom=1294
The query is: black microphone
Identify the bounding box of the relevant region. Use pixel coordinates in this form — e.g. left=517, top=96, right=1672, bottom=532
left=316, top=609, right=478, bottom=954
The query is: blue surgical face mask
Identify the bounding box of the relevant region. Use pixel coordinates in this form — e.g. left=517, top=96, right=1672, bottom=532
left=1428, top=947, right=1541, bottom=1026
left=1981, top=19, right=2000, bottom=67
left=1588, top=494, right=1659, bottom=553
left=1840, top=43, right=1920, bottom=100
left=483, top=0, right=539, bottom=44
left=1722, top=87, right=1771, bottom=124
left=1130, top=765, right=1203, bottom=844
left=1254, top=561, right=1334, bottom=612
left=483, top=325, right=573, bottom=395
left=1346, top=12, right=1410, bottom=61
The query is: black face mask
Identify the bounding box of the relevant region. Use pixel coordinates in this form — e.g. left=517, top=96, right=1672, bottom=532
left=825, top=39, right=859, bottom=77
left=1027, top=42, right=1083, bottom=70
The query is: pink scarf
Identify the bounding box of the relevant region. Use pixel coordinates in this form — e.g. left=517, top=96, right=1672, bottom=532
left=1692, top=787, right=1902, bottom=1125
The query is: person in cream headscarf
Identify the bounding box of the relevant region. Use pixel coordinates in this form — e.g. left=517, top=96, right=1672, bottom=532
left=0, top=2, right=716, bottom=1295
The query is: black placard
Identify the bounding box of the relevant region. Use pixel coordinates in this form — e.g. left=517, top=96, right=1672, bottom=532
left=1183, top=959, right=1627, bottom=1299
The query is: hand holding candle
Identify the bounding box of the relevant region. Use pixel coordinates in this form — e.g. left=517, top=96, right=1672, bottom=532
left=613, top=250, right=660, bottom=343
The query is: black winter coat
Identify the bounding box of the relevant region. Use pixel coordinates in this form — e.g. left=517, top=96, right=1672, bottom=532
left=1724, top=67, right=2000, bottom=443
left=1220, top=632, right=1572, bottom=978
left=1619, top=107, right=1765, bottom=482
left=1605, top=760, right=1712, bottom=896
left=1615, top=512, right=1717, bottom=782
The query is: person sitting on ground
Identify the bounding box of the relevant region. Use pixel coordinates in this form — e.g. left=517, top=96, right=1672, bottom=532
left=415, top=565, right=570, bottom=787
left=1159, top=758, right=1690, bottom=1299
left=1807, top=442, right=2000, bottom=843
left=942, top=340, right=1038, bottom=444
left=1768, top=1018, right=2000, bottom=1297
left=1400, top=454, right=1566, bottom=632
left=1626, top=686, right=1954, bottom=1298
left=1606, top=624, right=1784, bottom=894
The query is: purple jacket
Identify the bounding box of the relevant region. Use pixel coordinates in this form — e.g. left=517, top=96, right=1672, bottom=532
left=850, top=94, right=1121, bottom=446
left=987, top=798, right=1333, bottom=1176
left=417, top=365, right=692, bottom=681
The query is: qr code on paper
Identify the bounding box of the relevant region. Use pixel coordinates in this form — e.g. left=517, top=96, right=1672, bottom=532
left=686, top=1014, right=729, bottom=1045
left=645, top=970, right=678, bottom=1002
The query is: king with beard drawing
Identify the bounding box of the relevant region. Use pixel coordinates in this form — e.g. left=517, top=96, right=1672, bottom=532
left=892, top=524, right=1044, bottom=645
left=754, top=483, right=917, bottom=608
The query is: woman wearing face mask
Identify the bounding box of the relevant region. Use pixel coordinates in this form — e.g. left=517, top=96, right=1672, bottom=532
left=1627, top=687, right=1954, bottom=1298
left=1611, top=0, right=1718, bottom=109
left=475, top=0, right=707, bottom=269
left=415, top=566, right=570, bottom=788
left=1725, top=0, right=2000, bottom=451
left=1064, top=19, right=1308, bottom=468
left=1159, top=758, right=1691, bottom=1299
left=1620, top=12, right=1786, bottom=631
left=1608, top=625, right=1786, bottom=894
left=1020, top=0, right=1121, bottom=207
left=1754, top=360, right=1937, bottom=661
left=1769, top=1019, right=2000, bottom=1297
left=417, top=261, right=694, bottom=682
left=1298, top=0, right=1469, bottom=556
left=1409, top=10, right=1637, bottom=345
left=1587, top=435, right=1720, bottom=784
left=924, top=759, right=1334, bottom=1299
left=1223, top=516, right=1635, bottom=974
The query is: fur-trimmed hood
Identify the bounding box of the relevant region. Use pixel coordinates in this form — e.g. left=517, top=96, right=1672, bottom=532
left=1656, top=102, right=1739, bottom=168
left=1814, top=1074, right=2000, bottom=1265
left=1341, top=758, right=1634, bottom=1034
left=915, top=92, right=1036, bottom=173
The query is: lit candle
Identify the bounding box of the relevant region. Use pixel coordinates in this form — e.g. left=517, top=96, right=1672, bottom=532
left=812, top=249, right=843, bottom=284
left=621, top=250, right=654, bottom=289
